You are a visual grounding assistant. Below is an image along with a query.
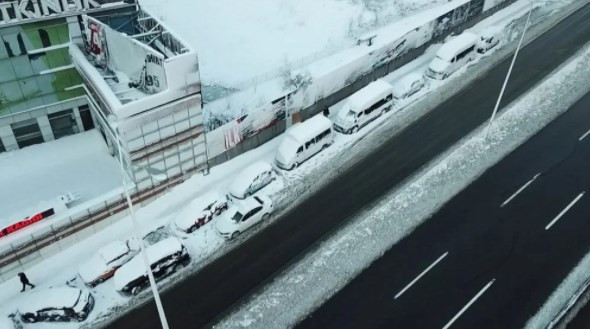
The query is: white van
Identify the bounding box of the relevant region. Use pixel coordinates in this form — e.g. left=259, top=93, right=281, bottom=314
left=333, top=80, right=394, bottom=134
left=426, top=32, right=478, bottom=80
left=275, top=115, right=333, bottom=170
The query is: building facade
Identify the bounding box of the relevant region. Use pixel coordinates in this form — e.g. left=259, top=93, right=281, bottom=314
left=0, top=0, right=137, bottom=152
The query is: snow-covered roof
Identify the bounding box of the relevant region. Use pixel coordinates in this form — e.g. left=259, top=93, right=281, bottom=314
left=436, top=32, right=479, bottom=61
left=18, top=287, right=83, bottom=314
left=229, top=161, right=272, bottom=197
left=114, top=237, right=184, bottom=290
left=344, top=80, right=393, bottom=111
left=174, top=191, right=224, bottom=229
left=286, top=115, right=332, bottom=143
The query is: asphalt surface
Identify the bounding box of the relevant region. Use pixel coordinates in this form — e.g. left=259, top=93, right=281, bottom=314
left=298, top=89, right=590, bottom=329
left=109, top=4, right=590, bottom=329
left=568, top=301, right=590, bottom=329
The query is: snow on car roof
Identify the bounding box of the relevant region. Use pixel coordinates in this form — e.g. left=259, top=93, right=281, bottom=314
left=286, top=115, right=332, bottom=143
left=436, top=32, right=478, bottom=61
left=345, top=80, right=393, bottom=111
left=98, top=240, right=129, bottom=263
left=174, top=191, right=224, bottom=228
left=479, top=25, right=502, bottom=38
left=19, top=287, right=82, bottom=314
left=229, top=161, right=272, bottom=196
left=393, top=72, right=423, bottom=90
left=114, top=237, right=184, bottom=290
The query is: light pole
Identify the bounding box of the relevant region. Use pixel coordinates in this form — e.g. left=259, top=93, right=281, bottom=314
left=115, top=136, right=170, bottom=329
left=485, top=0, right=535, bottom=139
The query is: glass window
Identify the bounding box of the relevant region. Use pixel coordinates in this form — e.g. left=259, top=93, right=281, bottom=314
left=0, top=58, right=16, bottom=83
left=49, top=109, right=79, bottom=139
left=12, top=118, right=44, bottom=148
left=0, top=137, right=5, bottom=153
left=79, top=105, right=95, bottom=131
left=11, top=56, right=34, bottom=79
left=0, top=36, right=9, bottom=59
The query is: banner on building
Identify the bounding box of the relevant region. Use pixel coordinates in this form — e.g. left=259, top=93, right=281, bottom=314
left=0, top=208, right=55, bottom=239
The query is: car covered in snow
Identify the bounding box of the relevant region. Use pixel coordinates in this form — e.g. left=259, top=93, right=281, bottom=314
left=477, top=26, right=502, bottom=53
left=173, top=191, right=228, bottom=233
left=216, top=195, right=273, bottom=239
left=18, top=287, right=94, bottom=323
left=114, top=237, right=190, bottom=295
left=228, top=161, right=275, bottom=200
left=78, top=238, right=140, bottom=287
left=392, top=72, right=426, bottom=99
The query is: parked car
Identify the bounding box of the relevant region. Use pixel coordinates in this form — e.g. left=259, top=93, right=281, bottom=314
left=333, top=80, right=393, bottom=134
left=78, top=238, right=140, bottom=287
left=173, top=191, right=228, bottom=233
left=114, top=237, right=190, bottom=295
left=275, top=115, right=334, bottom=170
left=216, top=195, right=273, bottom=239
left=477, top=26, right=502, bottom=53
left=392, top=72, right=426, bottom=99
left=228, top=161, right=275, bottom=200
left=426, top=32, right=479, bottom=80
left=18, top=287, right=94, bottom=323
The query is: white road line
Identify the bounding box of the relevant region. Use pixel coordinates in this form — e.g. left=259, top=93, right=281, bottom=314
left=394, top=252, right=448, bottom=299
left=442, top=279, right=496, bottom=329
left=501, top=173, right=541, bottom=207
left=579, top=128, right=590, bottom=141
left=545, top=192, right=586, bottom=230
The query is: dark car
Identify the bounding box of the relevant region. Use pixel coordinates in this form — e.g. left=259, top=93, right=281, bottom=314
left=18, top=287, right=94, bottom=323
left=114, top=237, right=190, bottom=295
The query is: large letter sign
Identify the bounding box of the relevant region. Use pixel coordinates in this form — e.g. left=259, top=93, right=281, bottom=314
left=0, top=209, right=55, bottom=239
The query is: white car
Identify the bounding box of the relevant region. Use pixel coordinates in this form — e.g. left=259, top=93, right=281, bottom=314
left=477, top=26, right=502, bottom=53
left=228, top=161, right=275, bottom=200
left=18, top=287, right=94, bottom=323
left=78, top=238, right=140, bottom=287
left=216, top=195, right=273, bottom=239
left=392, top=72, right=426, bottom=99
left=173, top=191, right=228, bottom=233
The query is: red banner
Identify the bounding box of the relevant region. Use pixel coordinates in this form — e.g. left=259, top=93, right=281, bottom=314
left=0, top=209, right=55, bottom=239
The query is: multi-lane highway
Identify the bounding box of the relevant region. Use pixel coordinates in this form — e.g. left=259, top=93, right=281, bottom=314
left=108, top=4, right=590, bottom=329
left=298, top=91, right=590, bottom=329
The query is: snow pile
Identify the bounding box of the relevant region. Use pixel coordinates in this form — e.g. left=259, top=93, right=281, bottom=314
left=214, top=13, right=590, bottom=329
left=139, top=0, right=447, bottom=88
left=0, top=130, right=121, bottom=227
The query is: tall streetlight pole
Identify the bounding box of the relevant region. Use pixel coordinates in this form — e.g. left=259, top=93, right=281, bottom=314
left=485, top=0, right=535, bottom=139
left=115, top=136, right=170, bottom=329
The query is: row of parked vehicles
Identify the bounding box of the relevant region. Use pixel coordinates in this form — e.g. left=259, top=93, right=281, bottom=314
left=7, top=28, right=503, bottom=327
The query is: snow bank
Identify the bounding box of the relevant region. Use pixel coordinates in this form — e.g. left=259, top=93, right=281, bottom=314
left=0, top=130, right=121, bottom=228
left=214, top=10, right=590, bottom=329
left=139, top=0, right=447, bottom=88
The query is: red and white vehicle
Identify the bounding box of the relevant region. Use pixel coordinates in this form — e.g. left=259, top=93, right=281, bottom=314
left=173, top=191, right=228, bottom=233
left=77, top=238, right=140, bottom=287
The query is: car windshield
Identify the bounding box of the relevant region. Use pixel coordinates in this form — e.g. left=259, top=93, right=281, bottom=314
left=231, top=211, right=243, bottom=222
left=278, top=137, right=300, bottom=157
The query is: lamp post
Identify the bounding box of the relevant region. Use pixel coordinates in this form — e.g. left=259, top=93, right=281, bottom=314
left=485, top=0, right=535, bottom=139
left=115, top=136, right=170, bottom=329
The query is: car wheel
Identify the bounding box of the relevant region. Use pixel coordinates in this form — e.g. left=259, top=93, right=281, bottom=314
left=95, top=278, right=105, bottom=286
left=291, top=162, right=299, bottom=170
left=188, top=225, right=197, bottom=233
left=22, top=313, right=36, bottom=323
left=321, top=143, right=329, bottom=150
left=231, top=231, right=241, bottom=239
left=262, top=213, right=270, bottom=221
left=443, top=73, right=449, bottom=79
left=351, top=126, right=359, bottom=133
left=132, top=286, right=141, bottom=295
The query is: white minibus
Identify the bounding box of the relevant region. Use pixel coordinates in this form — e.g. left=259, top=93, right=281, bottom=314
left=333, top=80, right=394, bottom=134
left=275, top=115, right=333, bottom=170
left=426, top=32, right=478, bottom=80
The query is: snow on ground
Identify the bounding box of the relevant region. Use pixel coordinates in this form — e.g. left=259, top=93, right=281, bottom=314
left=0, top=130, right=121, bottom=228
left=215, top=13, right=590, bottom=329
left=139, top=0, right=446, bottom=89
left=0, top=0, right=579, bottom=327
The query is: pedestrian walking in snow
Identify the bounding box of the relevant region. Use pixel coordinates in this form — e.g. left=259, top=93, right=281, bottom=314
left=18, top=272, right=35, bottom=292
